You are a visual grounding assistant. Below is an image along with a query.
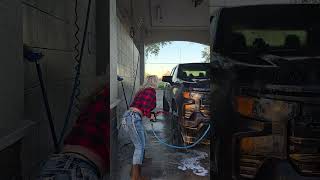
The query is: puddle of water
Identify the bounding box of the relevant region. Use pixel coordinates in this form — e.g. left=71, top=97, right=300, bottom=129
left=145, top=121, right=165, bottom=132
left=156, top=115, right=166, bottom=121
left=177, top=150, right=209, bottom=176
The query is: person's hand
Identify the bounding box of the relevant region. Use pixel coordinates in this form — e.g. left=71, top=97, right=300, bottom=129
left=150, top=113, right=156, bottom=122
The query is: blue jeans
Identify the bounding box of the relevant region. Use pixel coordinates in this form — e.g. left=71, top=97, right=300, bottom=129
left=37, top=153, right=100, bottom=180
left=122, top=110, right=146, bottom=165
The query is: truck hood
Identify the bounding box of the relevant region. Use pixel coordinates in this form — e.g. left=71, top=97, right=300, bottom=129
left=182, top=79, right=210, bottom=92
left=234, top=57, right=320, bottom=86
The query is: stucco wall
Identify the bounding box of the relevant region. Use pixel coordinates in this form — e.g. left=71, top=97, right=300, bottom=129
left=116, top=18, right=141, bottom=119
left=109, top=0, right=118, bottom=177
left=109, top=0, right=141, bottom=118
left=109, top=0, right=141, bottom=177
left=110, top=0, right=118, bottom=106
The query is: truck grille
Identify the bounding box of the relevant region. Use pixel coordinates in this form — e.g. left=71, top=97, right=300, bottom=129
left=239, top=155, right=265, bottom=179
left=289, top=104, right=320, bottom=176
left=236, top=87, right=320, bottom=178
left=200, top=93, right=210, bottom=117
left=290, top=154, right=320, bottom=176
left=289, top=137, right=320, bottom=176
left=200, top=94, right=210, bottom=106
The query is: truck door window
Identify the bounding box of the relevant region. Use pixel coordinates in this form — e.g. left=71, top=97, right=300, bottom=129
left=170, top=66, right=176, bottom=76
left=172, top=66, right=179, bottom=82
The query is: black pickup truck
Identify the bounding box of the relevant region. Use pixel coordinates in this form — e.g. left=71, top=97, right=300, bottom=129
left=162, top=63, right=210, bottom=145
left=210, top=4, right=320, bottom=180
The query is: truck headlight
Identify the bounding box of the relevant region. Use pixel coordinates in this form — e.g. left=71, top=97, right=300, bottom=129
left=236, top=96, right=298, bottom=179
left=183, top=91, right=203, bottom=119
left=183, top=91, right=202, bottom=100
left=190, top=92, right=202, bottom=100
left=240, top=136, right=274, bottom=155
left=184, top=104, right=196, bottom=119
left=183, top=91, right=191, bottom=99
left=235, top=96, right=295, bottom=121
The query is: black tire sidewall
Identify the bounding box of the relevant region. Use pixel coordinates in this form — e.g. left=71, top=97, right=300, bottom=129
left=163, top=96, right=170, bottom=112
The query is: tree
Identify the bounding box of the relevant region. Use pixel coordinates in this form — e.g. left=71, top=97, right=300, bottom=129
left=145, top=41, right=172, bottom=59
left=163, top=70, right=171, bottom=76
left=144, top=72, right=151, bottom=78
left=201, top=46, right=210, bottom=63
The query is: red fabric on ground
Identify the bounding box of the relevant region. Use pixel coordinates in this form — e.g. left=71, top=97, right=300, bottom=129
left=64, top=86, right=110, bottom=172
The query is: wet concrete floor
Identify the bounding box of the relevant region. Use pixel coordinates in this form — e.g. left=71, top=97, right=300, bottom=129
left=115, top=90, right=210, bottom=180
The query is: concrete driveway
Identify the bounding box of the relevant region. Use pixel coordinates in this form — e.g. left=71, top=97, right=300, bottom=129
left=115, top=90, right=210, bottom=180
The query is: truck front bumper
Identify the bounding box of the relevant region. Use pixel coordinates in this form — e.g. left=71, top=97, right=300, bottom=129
left=180, top=112, right=211, bottom=144
left=265, top=160, right=320, bottom=180
left=180, top=112, right=210, bottom=129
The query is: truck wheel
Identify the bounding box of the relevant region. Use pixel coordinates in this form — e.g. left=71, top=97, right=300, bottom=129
left=171, top=114, right=184, bottom=147
left=210, top=68, right=236, bottom=180
left=163, top=96, right=170, bottom=112
left=212, top=104, right=235, bottom=180
left=212, top=137, right=221, bottom=179
left=171, top=100, right=177, bottom=113
left=174, top=126, right=185, bottom=147
left=212, top=127, right=234, bottom=180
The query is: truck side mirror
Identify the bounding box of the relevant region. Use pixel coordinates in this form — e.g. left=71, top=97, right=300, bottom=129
left=162, top=76, right=172, bottom=84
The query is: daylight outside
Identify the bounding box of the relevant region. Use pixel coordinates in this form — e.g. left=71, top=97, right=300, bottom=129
left=114, top=41, right=211, bottom=179
left=1, top=0, right=320, bottom=180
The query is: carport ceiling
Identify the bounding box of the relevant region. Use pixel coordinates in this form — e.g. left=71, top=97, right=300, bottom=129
left=117, top=0, right=210, bottom=45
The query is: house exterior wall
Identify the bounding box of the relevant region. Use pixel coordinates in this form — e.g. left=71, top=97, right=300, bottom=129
left=0, top=0, right=23, bottom=130
left=0, top=0, right=24, bottom=178
left=109, top=0, right=141, bottom=134
left=19, top=0, right=106, bottom=177
left=110, top=0, right=142, bottom=177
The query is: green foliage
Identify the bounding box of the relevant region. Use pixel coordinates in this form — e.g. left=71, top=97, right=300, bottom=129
left=145, top=41, right=172, bottom=59
left=145, top=72, right=151, bottom=78
left=201, top=46, right=210, bottom=63
left=157, top=81, right=166, bottom=90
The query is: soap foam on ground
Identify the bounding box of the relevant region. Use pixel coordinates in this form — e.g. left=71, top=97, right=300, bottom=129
left=177, top=150, right=209, bottom=176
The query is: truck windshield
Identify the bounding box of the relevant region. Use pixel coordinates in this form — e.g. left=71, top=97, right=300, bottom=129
left=217, top=5, right=320, bottom=60
left=178, top=63, right=209, bottom=81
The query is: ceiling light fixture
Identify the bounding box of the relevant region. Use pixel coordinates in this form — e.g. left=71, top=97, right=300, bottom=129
left=192, top=0, right=204, bottom=7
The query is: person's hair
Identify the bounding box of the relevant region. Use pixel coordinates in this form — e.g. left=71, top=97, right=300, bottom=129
left=141, top=75, right=158, bottom=89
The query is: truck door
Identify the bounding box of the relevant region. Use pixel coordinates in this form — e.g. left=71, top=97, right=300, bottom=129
left=170, top=65, right=180, bottom=109
left=164, top=66, right=176, bottom=106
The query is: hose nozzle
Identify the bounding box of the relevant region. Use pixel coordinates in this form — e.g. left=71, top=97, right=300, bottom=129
left=117, top=75, right=124, bottom=81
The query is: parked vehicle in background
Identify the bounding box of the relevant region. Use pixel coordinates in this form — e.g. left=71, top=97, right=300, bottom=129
left=209, top=2, right=320, bottom=180
left=162, top=63, right=210, bottom=145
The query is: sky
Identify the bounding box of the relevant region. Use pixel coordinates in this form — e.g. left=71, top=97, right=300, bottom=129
left=145, top=41, right=209, bottom=78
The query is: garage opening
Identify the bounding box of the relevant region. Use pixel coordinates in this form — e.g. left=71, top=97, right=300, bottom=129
left=115, top=41, right=211, bottom=179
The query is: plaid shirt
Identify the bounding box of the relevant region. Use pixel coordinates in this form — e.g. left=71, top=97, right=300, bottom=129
left=130, top=87, right=156, bottom=118
left=64, top=86, right=109, bottom=171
